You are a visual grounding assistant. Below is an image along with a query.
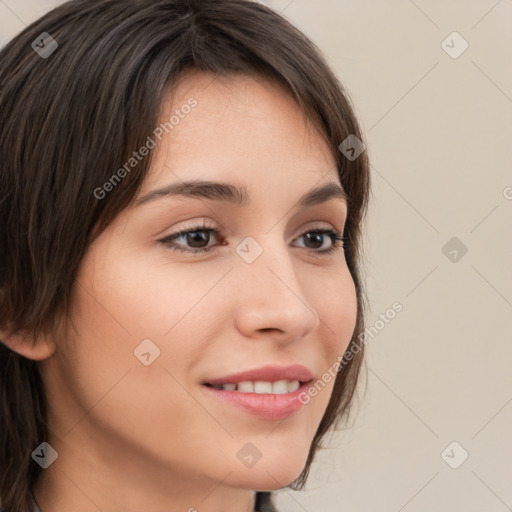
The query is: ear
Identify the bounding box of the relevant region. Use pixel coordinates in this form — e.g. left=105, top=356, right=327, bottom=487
left=0, top=329, right=56, bottom=361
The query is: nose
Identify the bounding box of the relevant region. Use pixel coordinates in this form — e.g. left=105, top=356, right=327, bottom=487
left=233, top=240, right=321, bottom=343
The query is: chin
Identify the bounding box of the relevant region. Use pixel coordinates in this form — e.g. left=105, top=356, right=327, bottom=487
left=229, top=467, right=305, bottom=491
left=226, top=447, right=310, bottom=490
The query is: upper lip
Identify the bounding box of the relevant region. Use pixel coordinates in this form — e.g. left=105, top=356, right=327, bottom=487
left=203, top=364, right=313, bottom=385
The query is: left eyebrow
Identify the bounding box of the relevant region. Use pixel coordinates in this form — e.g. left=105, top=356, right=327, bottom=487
left=133, top=179, right=348, bottom=209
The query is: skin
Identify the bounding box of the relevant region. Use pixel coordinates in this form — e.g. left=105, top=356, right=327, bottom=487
left=5, top=71, right=357, bottom=512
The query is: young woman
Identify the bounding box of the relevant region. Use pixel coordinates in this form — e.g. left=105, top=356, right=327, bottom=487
left=0, top=1, right=371, bottom=511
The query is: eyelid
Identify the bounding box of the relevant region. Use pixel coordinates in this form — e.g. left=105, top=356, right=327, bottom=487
left=298, top=219, right=343, bottom=234
left=159, top=219, right=217, bottom=237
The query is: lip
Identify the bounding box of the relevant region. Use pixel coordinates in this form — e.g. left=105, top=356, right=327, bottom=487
left=201, top=364, right=313, bottom=421
left=201, top=380, right=311, bottom=421
left=202, top=364, right=313, bottom=385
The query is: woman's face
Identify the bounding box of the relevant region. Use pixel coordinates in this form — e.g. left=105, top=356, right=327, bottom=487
left=41, top=71, right=357, bottom=496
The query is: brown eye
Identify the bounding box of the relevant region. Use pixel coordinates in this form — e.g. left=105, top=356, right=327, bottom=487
left=159, top=226, right=221, bottom=253
left=293, top=229, right=344, bottom=255
left=303, top=232, right=325, bottom=249
left=185, top=230, right=212, bottom=248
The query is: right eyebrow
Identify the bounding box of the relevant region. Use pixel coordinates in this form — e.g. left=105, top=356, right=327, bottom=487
left=134, top=180, right=250, bottom=207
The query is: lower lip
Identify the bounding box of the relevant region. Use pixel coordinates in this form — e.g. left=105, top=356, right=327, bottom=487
left=201, top=382, right=310, bottom=421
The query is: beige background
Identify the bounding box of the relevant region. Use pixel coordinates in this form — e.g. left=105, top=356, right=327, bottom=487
left=1, top=1, right=511, bottom=510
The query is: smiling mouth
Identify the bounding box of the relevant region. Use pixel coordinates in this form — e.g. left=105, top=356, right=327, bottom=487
left=203, top=379, right=311, bottom=394
left=201, top=365, right=315, bottom=420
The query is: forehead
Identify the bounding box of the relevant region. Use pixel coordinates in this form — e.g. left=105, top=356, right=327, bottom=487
left=140, top=71, right=339, bottom=197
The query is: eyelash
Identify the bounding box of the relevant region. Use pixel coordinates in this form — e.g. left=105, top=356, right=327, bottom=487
left=158, top=221, right=345, bottom=256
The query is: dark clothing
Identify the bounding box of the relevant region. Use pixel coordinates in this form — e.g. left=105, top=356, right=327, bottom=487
left=255, top=491, right=277, bottom=512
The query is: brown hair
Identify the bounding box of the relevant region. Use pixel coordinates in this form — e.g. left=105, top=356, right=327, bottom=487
left=0, top=0, right=370, bottom=510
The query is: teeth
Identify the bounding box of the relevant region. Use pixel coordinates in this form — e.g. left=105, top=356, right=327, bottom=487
left=213, top=380, right=301, bottom=394
left=286, top=380, right=300, bottom=392
left=254, top=381, right=272, bottom=394
left=272, top=380, right=289, bottom=395
left=237, top=381, right=254, bottom=393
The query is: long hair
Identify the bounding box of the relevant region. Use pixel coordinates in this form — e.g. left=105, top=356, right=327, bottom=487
left=0, top=1, right=371, bottom=510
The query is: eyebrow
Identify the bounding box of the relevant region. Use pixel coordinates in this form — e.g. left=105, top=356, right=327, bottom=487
left=134, top=179, right=348, bottom=209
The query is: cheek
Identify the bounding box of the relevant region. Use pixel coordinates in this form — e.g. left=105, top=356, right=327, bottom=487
left=298, top=266, right=357, bottom=413
left=73, top=241, right=228, bottom=341
left=65, top=248, right=230, bottom=407
left=59, top=259, right=222, bottom=467
left=315, top=265, right=358, bottom=358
